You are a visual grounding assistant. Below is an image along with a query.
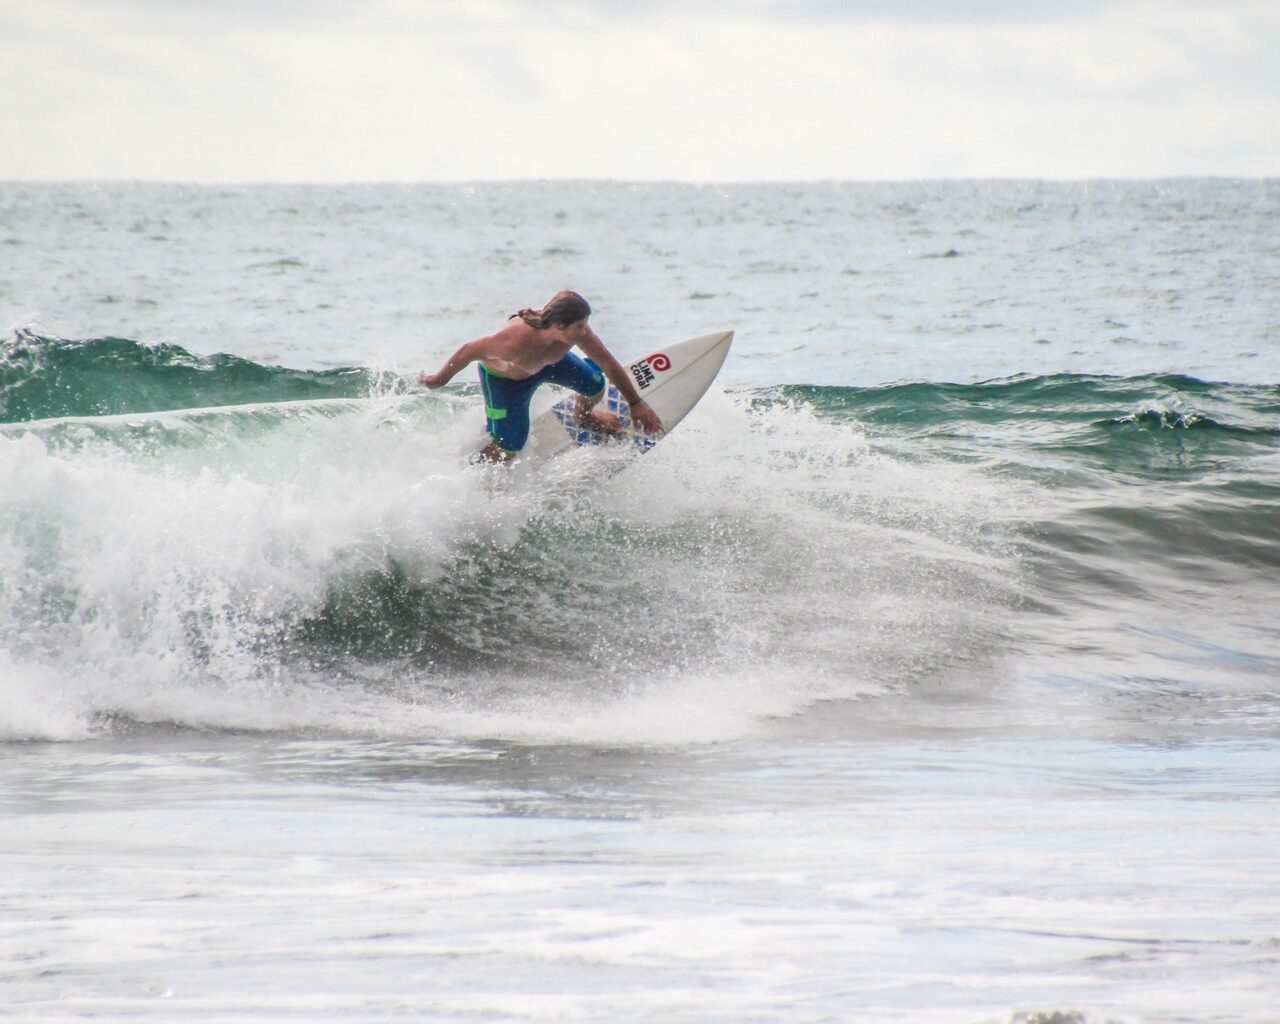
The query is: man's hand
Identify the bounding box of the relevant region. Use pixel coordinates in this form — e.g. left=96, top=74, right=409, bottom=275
left=630, top=399, right=663, bottom=434
left=418, top=370, right=444, bottom=389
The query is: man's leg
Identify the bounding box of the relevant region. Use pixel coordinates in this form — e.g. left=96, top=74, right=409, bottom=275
left=547, top=355, right=621, bottom=434
left=478, top=366, right=535, bottom=461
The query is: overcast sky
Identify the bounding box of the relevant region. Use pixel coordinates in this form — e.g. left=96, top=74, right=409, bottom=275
left=2, top=0, right=1277, bottom=182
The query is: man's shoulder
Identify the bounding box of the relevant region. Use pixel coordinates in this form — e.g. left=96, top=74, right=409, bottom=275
left=494, top=318, right=534, bottom=343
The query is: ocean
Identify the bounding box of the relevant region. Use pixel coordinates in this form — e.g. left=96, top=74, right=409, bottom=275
left=2, top=179, right=1279, bottom=1022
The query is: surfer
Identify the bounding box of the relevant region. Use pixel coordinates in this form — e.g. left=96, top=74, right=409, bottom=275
left=418, top=290, right=663, bottom=463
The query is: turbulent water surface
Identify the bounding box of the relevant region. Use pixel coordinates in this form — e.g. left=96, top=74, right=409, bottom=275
left=2, top=180, right=1279, bottom=1022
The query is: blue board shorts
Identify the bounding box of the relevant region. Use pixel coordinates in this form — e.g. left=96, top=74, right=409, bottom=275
left=478, top=353, right=606, bottom=453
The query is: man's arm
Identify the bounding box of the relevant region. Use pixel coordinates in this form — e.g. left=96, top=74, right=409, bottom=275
left=418, top=336, right=494, bottom=389
left=576, top=327, right=663, bottom=433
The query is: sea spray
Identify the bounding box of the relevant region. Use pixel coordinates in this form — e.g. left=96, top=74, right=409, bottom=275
left=1, top=353, right=1023, bottom=743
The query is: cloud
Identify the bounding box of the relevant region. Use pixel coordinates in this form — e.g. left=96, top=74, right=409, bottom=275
left=564, top=0, right=1118, bottom=25
left=0, top=0, right=1276, bottom=180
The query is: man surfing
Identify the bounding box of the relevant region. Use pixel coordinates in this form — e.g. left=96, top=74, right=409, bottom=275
left=418, top=290, right=663, bottom=463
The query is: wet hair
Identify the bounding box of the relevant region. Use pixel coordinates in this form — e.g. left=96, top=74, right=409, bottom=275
left=512, top=290, right=591, bottom=329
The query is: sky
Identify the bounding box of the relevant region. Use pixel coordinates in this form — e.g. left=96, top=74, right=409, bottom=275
left=1, top=0, right=1277, bottom=182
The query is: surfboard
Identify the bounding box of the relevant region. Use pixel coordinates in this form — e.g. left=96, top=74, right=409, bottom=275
left=526, top=330, right=734, bottom=462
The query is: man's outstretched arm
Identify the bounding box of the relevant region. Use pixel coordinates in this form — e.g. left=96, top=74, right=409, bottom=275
left=418, top=336, right=493, bottom=389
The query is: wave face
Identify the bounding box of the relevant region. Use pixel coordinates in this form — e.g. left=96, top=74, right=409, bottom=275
left=1, top=331, right=387, bottom=422
left=3, top=334, right=1278, bottom=743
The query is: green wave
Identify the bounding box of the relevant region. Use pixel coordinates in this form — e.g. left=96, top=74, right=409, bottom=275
left=4, top=337, right=1278, bottom=738
left=756, top=373, right=1280, bottom=479
left=764, top=373, right=1280, bottom=432
left=0, top=331, right=398, bottom=423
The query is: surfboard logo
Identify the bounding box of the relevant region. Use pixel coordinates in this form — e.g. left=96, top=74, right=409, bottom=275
left=630, top=352, right=672, bottom=390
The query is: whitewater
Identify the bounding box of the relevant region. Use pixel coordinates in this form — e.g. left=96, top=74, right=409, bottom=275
left=2, top=180, right=1279, bottom=1023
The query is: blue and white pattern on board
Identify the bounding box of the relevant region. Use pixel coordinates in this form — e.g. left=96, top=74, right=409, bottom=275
left=550, top=385, right=657, bottom=451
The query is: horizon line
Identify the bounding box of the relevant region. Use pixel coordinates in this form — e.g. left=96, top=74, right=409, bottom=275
left=3, top=174, right=1278, bottom=188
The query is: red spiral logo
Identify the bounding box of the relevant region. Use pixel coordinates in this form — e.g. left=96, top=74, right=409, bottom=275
left=648, top=353, right=672, bottom=372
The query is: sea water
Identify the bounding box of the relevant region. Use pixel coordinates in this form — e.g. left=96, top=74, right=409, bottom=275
left=1, top=180, right=1279, bottom=1022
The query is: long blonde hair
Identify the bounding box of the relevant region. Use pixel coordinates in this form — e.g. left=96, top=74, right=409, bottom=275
left=512, top=290, right=591, bottom=329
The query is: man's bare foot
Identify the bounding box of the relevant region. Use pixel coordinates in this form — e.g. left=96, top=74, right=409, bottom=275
left=581, top=408, right=622, bottom=435
left=473, top=441, right=514, bottom=465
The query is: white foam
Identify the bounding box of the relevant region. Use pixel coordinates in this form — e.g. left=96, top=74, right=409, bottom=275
left=0, top=388, right=1023, bottom=744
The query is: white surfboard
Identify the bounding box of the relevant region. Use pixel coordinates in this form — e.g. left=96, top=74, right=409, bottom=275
left=526, top=330, right=733, bottom=462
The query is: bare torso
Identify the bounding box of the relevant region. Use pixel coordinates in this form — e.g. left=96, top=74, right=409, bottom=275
left=479, top=319, right=575, bottom=379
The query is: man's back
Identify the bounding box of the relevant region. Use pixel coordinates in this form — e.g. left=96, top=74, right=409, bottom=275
left=476, top=318, right=575, bottom=379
